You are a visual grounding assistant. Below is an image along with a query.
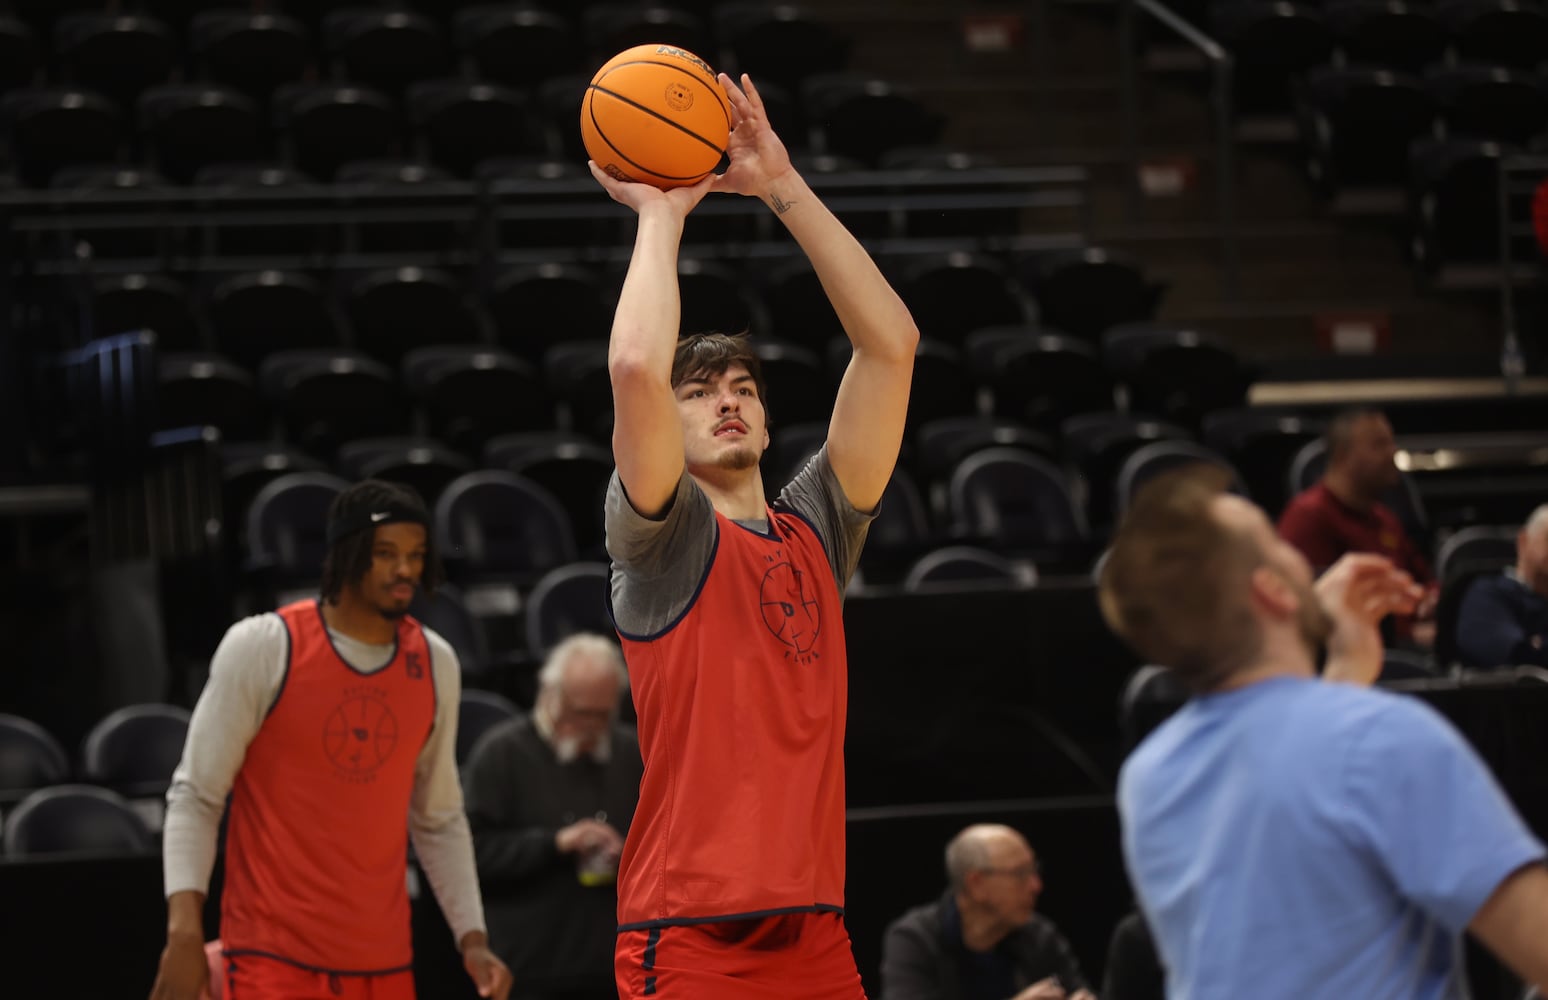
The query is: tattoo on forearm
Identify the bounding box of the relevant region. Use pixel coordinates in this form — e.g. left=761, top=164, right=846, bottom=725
left=769, top=193, right=796, bottom=215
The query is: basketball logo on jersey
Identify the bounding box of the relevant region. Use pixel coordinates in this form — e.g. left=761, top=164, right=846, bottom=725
left=760, top=560, right=821, bottom=657
left=323, top=686, right=400, bottom=783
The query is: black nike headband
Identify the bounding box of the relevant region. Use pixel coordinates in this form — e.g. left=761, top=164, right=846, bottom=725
left=325, top=504, right=430, bottom=546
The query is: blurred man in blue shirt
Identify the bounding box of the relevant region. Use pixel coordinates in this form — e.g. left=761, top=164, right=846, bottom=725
left=1455, top=504, right=1548, bottom=669
left=1098, top=466, right=1548, bottom=1000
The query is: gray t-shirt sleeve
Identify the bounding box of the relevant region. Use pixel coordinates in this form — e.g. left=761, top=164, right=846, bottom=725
left=775, top=446, right=875, bottom=593
left=603, top=446, right=873, bottom=637
left=163, top=613, right=286, bottom=898
left=604, top=468, right=718, bottom=638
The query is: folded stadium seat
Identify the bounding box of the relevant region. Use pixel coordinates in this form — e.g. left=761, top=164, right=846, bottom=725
left=1433, top=523, right=1518, bottom=584
left=854, top=468, right=936, bottom=587
left=1113, top=439, right=1247, bottom=516
left=138, top=83, right=268, bottom=185
left=454, top=4, right=582, bottom=89
left=762, top=258, right=846, bottom=351
left=0, top=15, right=41, bottom=92
left=275, top=81, right=401, bottom=182
left=92, top=273, right=203, bottom=351
left=523, top=562, right=610, bottom=658
left=875, top=146, right=1023, bottom=240
left=333, top=157, right=471, bottom=252
left=1324, top=0, right=1449, bottom=74
left=1060, top=411, right=1193, bottom=533
left=190, top=10, right=311, bottom=103
left=456, top=688, right=520, bottom=763
left=323, top=7, right=447, bottom=98
left=485, top=432, right=614, bottom=556
left=345, top=266, right=489, bottom=366
left=80, top=703, right=191, bottom=801
left=2, top=785, right=154, bottom=857
left=543, top=341, right=612, bottom=442
left=802, top=73, right=945, bottom=167
left=157, top=353, right=266, bottom=438
left=1026, top=247, right=1163, bottom=343
left=763, top=420, right=829, bottom=489
left=0, top=714, right=70, bottom=807
left=914, top=416, right=1058, bottom=490
left=55, top=12, right=177, bottom=107
left=536, top=73, right=590, bottom=162
left=207, top=270, right=341, bottom=370
left=220, top=442, right=327, bottom=554
left=403, top=344, right=554, bottom=453
left=407, top=582, right=490, bottom=679
left=583, top=4, right=708, bottom=59
left=1297, top=67, right=1437, bottom=196
left=715, top=2, right=850, bottom=92
left=903, top=338, right=978, bottom=430
left=901, top=545, right=1037, bottom=592
left=1440, top=0, right=1548, bottom=70
left=277, top=0, right=396, bottom=34
left=336, top=437, right=474, bottom=507
left=407, top=78, right=545, bottom=178
left=194, top=164, right=329, bottom=256
left=897, top=252, right=1034, bottom=347
left=243, top=470, right=349, bottom=600
left=49, top=164, right=170, bottom=258
left=1102, top=323, right=1254, bottom=430
left=476, top=155, right=588, bottom=182
left=677, top=257, right=769, bottom=336
left=1426, top=65, right=1548, bottom=146
left=434, top=470, right=579, bottom=653
left=1410, top=136, right=1516, bottom=276
left=489, top=263, right=614, bottom=365
left=3, top=86, right=126, bottom=187
left=1286, top=437, right=1431, bottom=539
left=1200, top=407, right=1325, bottom=517
left=965, top=327, right=1115, bottom=432
left=944, top=447, right=1091, bottom=571
left=259, top=349, right=407, bottom=454
left=1211, top=0, right=1335, bottom=116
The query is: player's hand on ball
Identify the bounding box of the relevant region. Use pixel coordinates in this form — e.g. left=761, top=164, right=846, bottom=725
left=462, top=939, right=513, bottom=1000
left=589, top=160, right=715, bottom=218
left=713, top=73, right=795, bottom=196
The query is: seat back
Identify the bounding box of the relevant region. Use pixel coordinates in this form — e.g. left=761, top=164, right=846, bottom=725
left=80, top=703, right=191, bottom=796
left=524, top=562, right=611, bottom=657
left=0, top=714, right=70, bottom=798
left=456, top=689, right=521, bottom=763
left=2, top=784, right=153, bottom=857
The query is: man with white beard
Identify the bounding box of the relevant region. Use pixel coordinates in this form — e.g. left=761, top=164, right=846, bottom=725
left=463, top=634, right=642, bottom=1000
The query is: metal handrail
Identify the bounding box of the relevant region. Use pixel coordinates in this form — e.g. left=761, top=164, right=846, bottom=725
left=1118, top=0, right=1238, bottom=297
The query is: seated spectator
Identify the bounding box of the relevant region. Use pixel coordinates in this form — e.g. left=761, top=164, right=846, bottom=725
left=879, top=824, right=1094, bottom=1000
left=1455, top=504, right=1548, bottom=669
left=1278, top=407, right=1437, bottom=644
left=463, top=634, right=642, bottom=1000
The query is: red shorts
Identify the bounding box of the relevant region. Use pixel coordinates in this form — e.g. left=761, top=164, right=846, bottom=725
left=223, top=953, right=416, bottom=1000
left=615, top=911, right=867, bottom=1000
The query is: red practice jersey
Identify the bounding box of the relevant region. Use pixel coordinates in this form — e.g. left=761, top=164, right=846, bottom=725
left=220, top=600, right=437, bottom=973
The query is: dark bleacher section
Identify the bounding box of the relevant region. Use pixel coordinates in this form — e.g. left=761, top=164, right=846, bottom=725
left=1, top=3, right=1547, bottom=999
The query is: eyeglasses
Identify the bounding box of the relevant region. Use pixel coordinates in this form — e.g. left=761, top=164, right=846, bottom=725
left=979, top=861, right=1042, bottom=880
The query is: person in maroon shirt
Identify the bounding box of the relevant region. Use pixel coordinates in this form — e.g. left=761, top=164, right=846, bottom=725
left=1278, top=408, right=1438, bottom=645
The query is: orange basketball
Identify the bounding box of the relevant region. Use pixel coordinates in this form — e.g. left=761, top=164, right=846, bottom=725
left=581, top=43, right=731, bottom=189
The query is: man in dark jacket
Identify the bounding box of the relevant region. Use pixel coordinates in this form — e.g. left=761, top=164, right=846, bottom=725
left=1455, top=504, right=1548, bottom=669
left=464, top=633, right=643, bottom=1000
left=879, top=824, right=1094, bottom=1000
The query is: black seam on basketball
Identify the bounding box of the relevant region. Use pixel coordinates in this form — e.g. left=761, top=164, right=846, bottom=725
left=593, top=59, right=731, bottom=130
left=587, top=89, right=706, bottom=181
left=589, top=84, right=728, bottom=167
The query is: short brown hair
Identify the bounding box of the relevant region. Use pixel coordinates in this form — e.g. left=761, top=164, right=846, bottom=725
left=1098, top=465, right=1264, bottom=691
left=671, top=332, right=769, bottom=415
left=1325, top=406, right=1386, bottom=462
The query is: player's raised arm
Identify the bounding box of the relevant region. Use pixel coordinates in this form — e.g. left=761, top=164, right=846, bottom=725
left=592, top=164, right=715, bottom=517
left=714, top=72, right=920, bottom=513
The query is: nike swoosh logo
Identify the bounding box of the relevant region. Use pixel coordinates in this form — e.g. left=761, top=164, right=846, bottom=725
left=370, top=512, right=390, bottom=522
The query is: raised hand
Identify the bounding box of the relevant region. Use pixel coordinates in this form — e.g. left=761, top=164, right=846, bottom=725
left=712, top=73, right=796, bottom=199
left=1316, top=552, right=1423, bottom=685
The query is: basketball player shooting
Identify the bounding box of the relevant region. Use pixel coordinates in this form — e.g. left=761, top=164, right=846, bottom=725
left=590, top=73, right=921, bottom=999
